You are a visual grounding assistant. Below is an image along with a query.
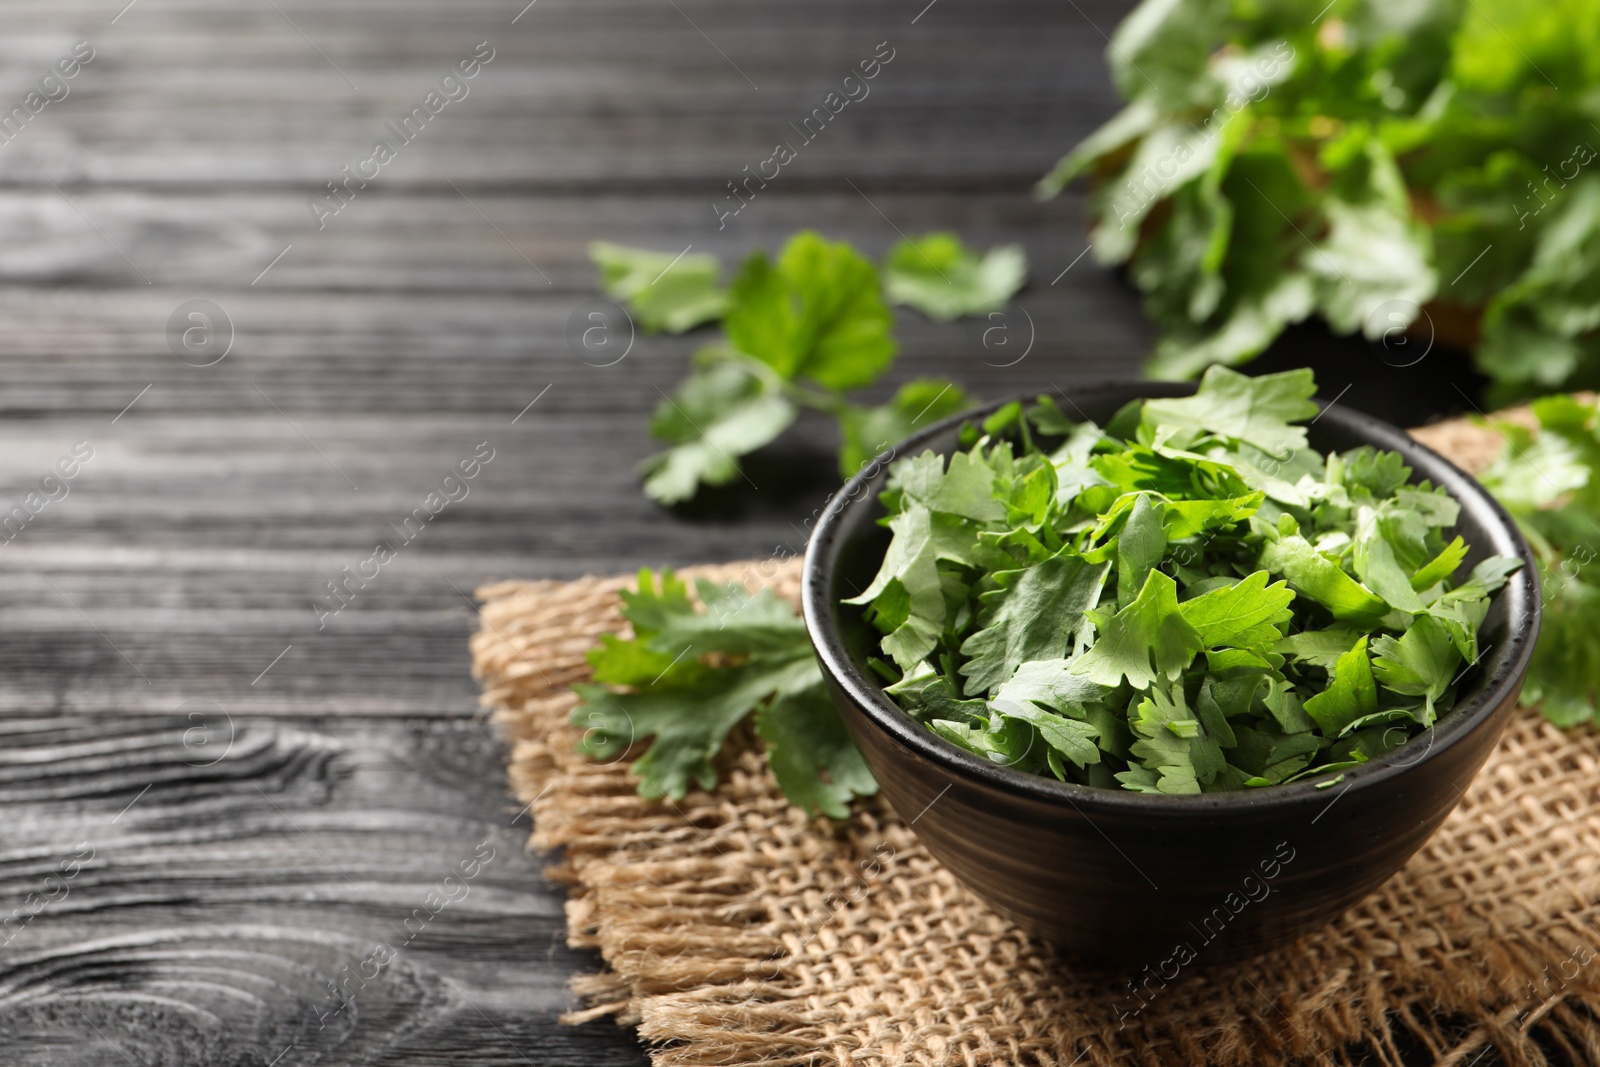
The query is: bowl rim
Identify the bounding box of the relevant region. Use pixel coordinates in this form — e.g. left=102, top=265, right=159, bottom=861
left=801, top=379, right=1542, bottom=815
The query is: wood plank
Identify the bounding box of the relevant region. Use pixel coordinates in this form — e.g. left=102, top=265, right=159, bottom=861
left=0, top=713, right=649, bottom=1064
left=0, top=0, right=1130, bottom=186
left=0, top=188, right=1097, bottom=290
left=0, top=187, right=1132, bottom=422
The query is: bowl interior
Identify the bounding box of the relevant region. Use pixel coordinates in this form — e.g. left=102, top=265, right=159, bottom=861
left=808, top=381, right=1540, bottom=812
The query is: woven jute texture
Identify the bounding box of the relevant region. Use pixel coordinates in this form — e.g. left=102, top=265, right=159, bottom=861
left=473, top=426, right=1600, bottom=1067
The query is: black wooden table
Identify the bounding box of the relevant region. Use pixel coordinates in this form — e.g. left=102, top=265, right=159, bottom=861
left=0, top=2, right=1483, bottom=1064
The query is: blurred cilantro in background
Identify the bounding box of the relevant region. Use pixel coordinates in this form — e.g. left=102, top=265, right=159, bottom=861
left=1476, top=393, right=1600, bottom=726
left=593, top=231, right=1025, bottom=504
left=1042, top=0, right=1600, bottom=402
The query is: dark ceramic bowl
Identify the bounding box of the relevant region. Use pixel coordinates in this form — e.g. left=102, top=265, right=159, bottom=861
left=802, top=381, right=1540, bottom=962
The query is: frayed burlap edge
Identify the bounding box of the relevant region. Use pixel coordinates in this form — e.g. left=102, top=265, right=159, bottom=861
left=472, top=431, right=1600, bottom=1067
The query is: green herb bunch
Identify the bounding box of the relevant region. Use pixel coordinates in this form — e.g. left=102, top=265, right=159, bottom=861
left=852, top=368, right=1519, bottom=793
left=591, top=231, right=1026, bottom=503
left=1476, top=393, right=1600, bottom=725
left=571, top=568, right=875, bottom=819
left=1044, top=0, right=1600, bottom=401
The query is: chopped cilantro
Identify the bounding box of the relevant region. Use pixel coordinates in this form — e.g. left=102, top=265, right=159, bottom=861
left=853, top=369, right=1520, bottom=792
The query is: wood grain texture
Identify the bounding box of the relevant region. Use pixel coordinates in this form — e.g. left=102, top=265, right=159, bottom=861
left=0, top=714, right=642, bottom=1065
left=0, top=0, right=1124, bottom=187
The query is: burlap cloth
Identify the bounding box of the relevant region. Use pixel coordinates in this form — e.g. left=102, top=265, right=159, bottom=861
left=472, top=417, right=1600, bottom=1067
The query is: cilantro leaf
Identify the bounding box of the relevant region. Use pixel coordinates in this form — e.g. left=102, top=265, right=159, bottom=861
left=602, top=227, right=1008, bottom=505
left=725, top=231, right=896, bottom=391
left=845, top=505, right=956, bottom=670
left=1337, top=448, right=1413, bottom=500
left=927, top=715, right=1041, bottom=770
left=607, top=567, right=705, bottom=649
left=640, top=357, right=797, bottom=504
left=1259, top=532, right=1390, bottom=626
left=885, top=660, right=986, bottom=722
left=648, top=578, right=811, bottom=656
left=1307, top=145, right=1437, bottom=337
left=1421, top=586, right=1492, bottom=664
left=573, top=657, right=815, bottom=800
left=1352, top=505, right=1426, bottom=613
left=960, top=552, right=1111, bottom=695
left=1178, top=570, right=1295, bottom=651
left=1523, top=576, right=1600, bottom=727
left=1102, top=0, right=1229, bottom=111
left=991, top=658, right=1107, bottom=716
left=1140, top=366, right=1318, bottom=454
left=1038, top=0, right=1600, bottom=401
left=1146, top=273, right=1316, bottom=380
left=587, top=631, right=702, bottom=687
left=1118, top=683, right=1218, bottom=795
left=757, top=682, right=878, bottom=819
left=1303, top=636, right=1380, bottom=737
left=1411, top=536, right=1469, bottom=592
left=883, top=233, right=1028, bottom=321
left=591, top=241, right=727, bottom=334
left=1472, top=393, right=1600, bottom=725
left=1275, top=627, right=1362, bottom=671
left=1481, top=418, right=1590, bottom=513
left=1371, top=615, right=1460, bottom=709
left=1115, top=494, right=1167, bottom=610
left=1455, top=553, right=1524, bottom=601
left=590, top=570, right=712, bottom=686
left=988, top=658, right=1117, bottom=773
left=888, top=446, right=1007, bottom=524
left=1072, top=569, right=1203, bottom=689
left=988, top=697, right=1102, bottom=770
left=573, top=569, right=876, bottom=817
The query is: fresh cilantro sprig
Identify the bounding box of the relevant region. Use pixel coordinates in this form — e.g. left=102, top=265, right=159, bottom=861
left=572, top=569, right=877, bottom=818
left=1476, top=393, right=1600, bottom=726
left=1044, top=0, right=1600, bottom=401
left=852, top=367, right=1520, bottom=794
left=591, top=231, right=1025, bottom=503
